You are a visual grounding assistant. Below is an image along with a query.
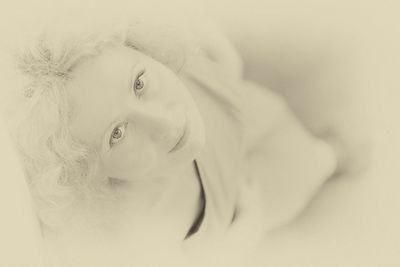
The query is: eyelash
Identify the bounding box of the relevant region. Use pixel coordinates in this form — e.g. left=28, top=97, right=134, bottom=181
left=109, top=122, right=128, bottom=147
left=133, top=69, right=146, bottom=98
left=108, top=69, right=146, bottom=149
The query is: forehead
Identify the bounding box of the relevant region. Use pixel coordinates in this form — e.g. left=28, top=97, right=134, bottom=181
left=66, top=46, right=140, bottom=147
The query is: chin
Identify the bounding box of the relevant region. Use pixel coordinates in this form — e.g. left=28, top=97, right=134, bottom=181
left=186, top=138, right=205, bottom=160
left=168, top=134, right=204, bottom=170
left=185, top=118, right=205, bottom=158
left=165, top=107, right=205, bottom=169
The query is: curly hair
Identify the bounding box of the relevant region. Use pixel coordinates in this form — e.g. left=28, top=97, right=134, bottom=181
left=0, top=15, right=199, bottom=230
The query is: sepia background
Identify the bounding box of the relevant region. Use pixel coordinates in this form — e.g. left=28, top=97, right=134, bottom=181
left=0, top=0, right=399, bottom=266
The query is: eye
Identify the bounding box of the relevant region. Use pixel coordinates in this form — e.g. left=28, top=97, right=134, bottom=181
left=133, top=70, right=146, bottom=97
left=109, top=122, right=128, bottom=147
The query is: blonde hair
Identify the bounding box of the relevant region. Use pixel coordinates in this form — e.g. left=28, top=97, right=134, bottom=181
left=0, top=16, right=199, bottom=230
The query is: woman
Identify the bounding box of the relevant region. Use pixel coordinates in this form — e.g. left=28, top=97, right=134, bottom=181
left=0, top=15, right=336, bottom=266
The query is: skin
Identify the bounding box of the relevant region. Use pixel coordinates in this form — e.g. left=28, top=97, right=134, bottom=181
left=60, top=41, right=335, bottom=264
left=66, top=45, right=206, bottom=241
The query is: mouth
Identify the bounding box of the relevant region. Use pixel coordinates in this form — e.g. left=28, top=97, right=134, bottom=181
left=169, top=118, right=189, bottom=153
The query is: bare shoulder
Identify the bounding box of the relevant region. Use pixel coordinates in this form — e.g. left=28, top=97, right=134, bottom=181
left=240, top=81, right=337, bottom=229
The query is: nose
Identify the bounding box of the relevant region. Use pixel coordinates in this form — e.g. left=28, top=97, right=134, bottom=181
left=126, top=103, right=185, bottom=146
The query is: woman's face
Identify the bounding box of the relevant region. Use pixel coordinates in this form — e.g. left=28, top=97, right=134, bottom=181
left=66, top=45, right=205, bottom=183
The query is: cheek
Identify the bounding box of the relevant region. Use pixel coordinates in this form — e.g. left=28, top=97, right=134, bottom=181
left=102, top=139, right=158, bottom=180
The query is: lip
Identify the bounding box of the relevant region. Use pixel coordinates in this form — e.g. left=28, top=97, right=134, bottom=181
left=169, top=118, right=189, bottom=153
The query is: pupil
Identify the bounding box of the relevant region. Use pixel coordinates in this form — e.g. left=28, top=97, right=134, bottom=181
left=135, top=79, right=143, bottom=89
left=113, top=129, right=122, bottom=139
